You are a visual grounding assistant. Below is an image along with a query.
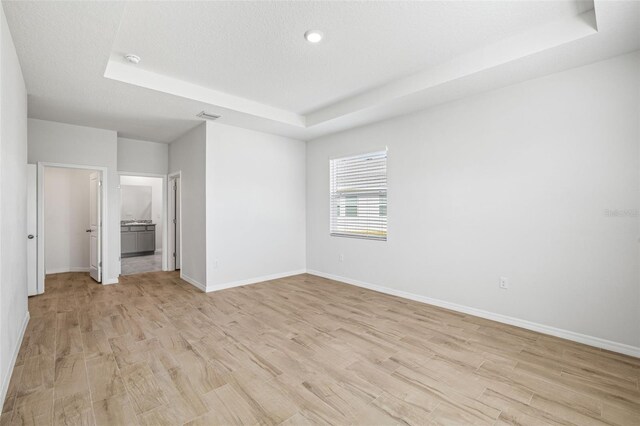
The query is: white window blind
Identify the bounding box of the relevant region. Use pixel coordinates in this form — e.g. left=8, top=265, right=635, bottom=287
left=330, top=150, right=387, bottom=241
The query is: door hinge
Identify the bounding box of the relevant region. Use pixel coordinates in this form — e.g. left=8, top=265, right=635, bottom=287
left=98, top=181, right=103, bottom=187
left=172, top=218, right=177, bottom=224
left=172, top=252, right=176, bottom=258
left=99, top=261, right=102, bottom=267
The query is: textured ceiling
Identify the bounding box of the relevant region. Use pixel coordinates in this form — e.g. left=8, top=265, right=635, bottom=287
left=112, top=1, right=582, bottom=114
left=2, top=1, right=639, bottom=143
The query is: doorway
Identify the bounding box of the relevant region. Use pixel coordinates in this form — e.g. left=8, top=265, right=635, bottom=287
left=30, top=163, right=106, bottom=295
left=119, top=174, right=166, bottom=275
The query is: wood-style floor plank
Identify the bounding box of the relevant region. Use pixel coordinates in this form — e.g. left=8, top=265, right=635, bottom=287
left=85, top=354, right=126, bottom=403
left=91, top=394, right=138, bottom=426
left=52, top=392, right=95, bottom=426
left=2, top=271, right=639, bottom=425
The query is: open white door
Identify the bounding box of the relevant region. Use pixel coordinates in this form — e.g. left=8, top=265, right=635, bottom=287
left=27, top=164, right=38, bottom=295
left=175, top=177, right=181, bottom=269
left=168, top=175, right=181, bottom=271
left=89, top=172, right=102, bottom=282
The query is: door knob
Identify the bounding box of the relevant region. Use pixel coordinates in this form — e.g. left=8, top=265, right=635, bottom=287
left=27, top=234, right=34, bottom=239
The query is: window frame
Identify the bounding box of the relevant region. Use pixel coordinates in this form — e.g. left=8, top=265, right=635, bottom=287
left=329, top=149, right=388, bottom=241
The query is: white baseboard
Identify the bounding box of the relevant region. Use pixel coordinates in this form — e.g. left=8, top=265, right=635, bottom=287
left=206, top=269, right=307, bottom=293
left=102, top=277, right=118, bottom=285
left=46, top=267, right=90, bottom=274
left=181, top=272, right=206, bottom=292
left=307, top=270, right=640, bottom=358
left=1, top=311, right=30, bottom=405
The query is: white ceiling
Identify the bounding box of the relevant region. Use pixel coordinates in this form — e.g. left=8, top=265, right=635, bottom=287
left=2, top=1, right=639, bottom=143
left=112, top=1, right=582, bottom=114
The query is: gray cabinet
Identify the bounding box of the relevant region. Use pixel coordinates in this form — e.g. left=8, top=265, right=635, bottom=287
left=121, top=231, right=137, bottom=255
left=121, top=224, right=156, bottom=257
left=137, top=231, right=155, bottom=252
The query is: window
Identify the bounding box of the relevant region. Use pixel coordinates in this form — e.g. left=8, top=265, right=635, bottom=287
left=330, top=149, right=387, bottom=241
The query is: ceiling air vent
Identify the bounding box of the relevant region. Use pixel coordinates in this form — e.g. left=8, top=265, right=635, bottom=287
left=196, top=111, right=221, bottom=121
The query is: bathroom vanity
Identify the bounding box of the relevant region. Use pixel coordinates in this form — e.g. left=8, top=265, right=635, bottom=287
left=121, top=223, right=156, bottom=257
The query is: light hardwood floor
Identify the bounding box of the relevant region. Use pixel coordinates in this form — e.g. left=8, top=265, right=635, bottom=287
left=2, top=272, right=639, bottom=425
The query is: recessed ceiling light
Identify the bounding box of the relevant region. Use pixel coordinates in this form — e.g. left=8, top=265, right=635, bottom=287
left=304, top=30, right=323, bottom=44
left=124, top=54, right=141, bottom=64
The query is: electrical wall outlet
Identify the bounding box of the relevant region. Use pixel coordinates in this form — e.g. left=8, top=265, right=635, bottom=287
left=499, top=277, right=509, bottom=289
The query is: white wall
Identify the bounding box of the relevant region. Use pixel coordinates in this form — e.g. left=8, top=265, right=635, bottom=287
left=120, top=175, right=163, bottom=250
left=120, top=185, right=153, bottom=220
left=206, top=122, right=306, bottom=290
left=117, top=137, right=168, bottom=175
left=306, top=51, right=640, bottom=350
left=169, top=123, right=207, bottom=288
left=0, top=5, right=28, bottom=406
left=28, top=118, right=120, bottom=284
left=44, top=168, right=91, bottom=274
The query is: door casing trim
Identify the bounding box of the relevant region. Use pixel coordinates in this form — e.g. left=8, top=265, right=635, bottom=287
left=36, top=162, right=108, bottom=293
left=118, top=171, right=169, bottom=273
